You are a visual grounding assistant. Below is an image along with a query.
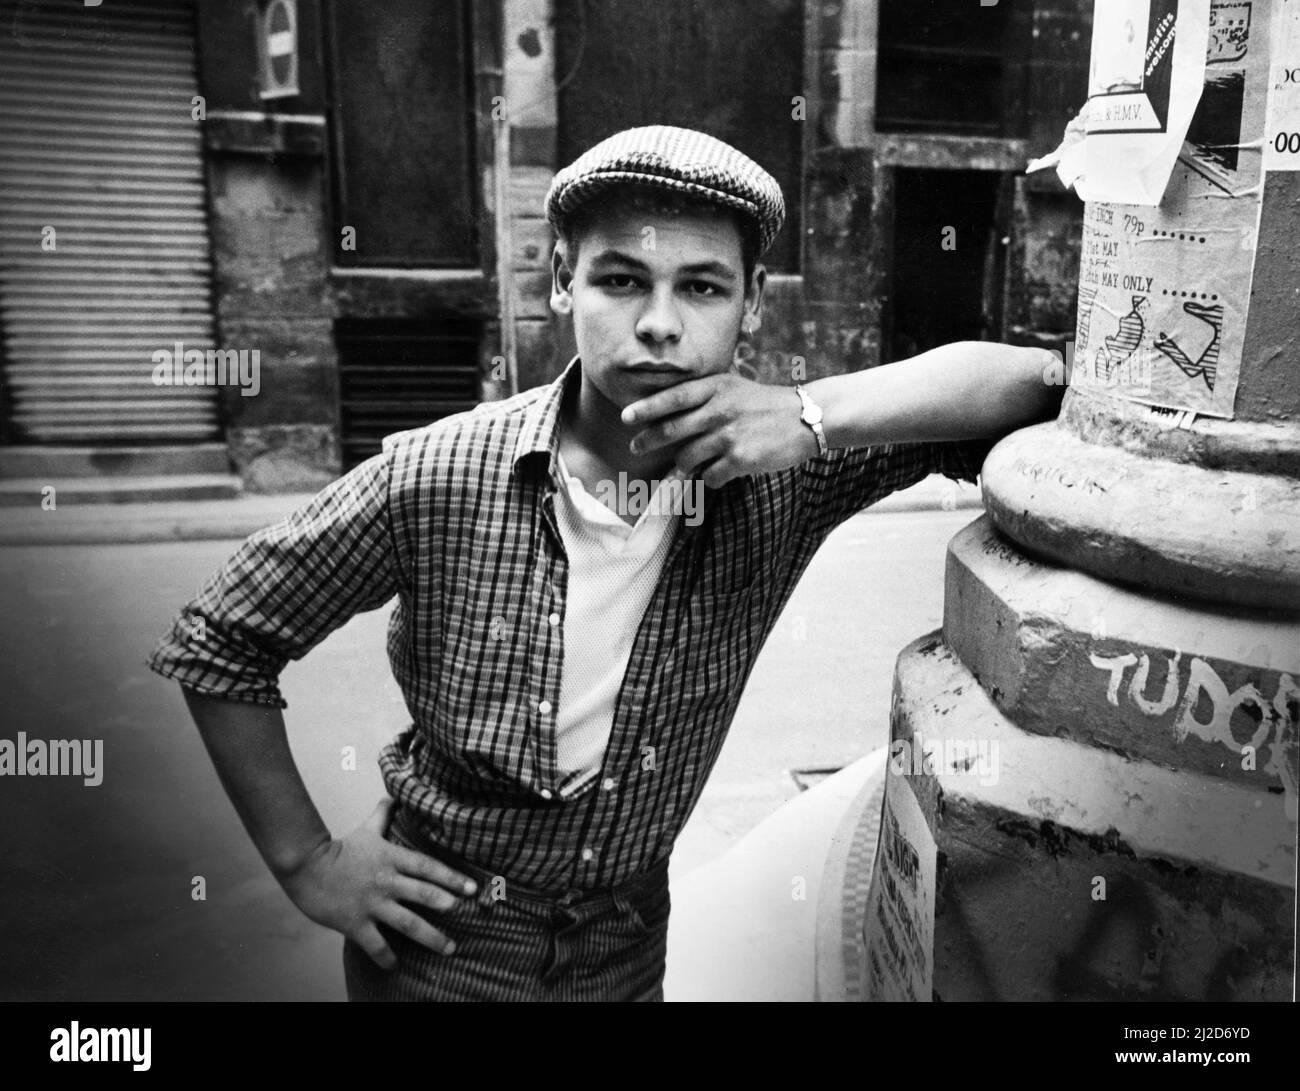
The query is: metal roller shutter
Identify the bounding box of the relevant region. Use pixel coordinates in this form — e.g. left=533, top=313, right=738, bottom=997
left=0, top=0, right=218, bottom=442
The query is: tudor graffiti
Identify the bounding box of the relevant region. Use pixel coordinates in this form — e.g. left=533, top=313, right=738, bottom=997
left=1090, top=647, right=1299, bottom=814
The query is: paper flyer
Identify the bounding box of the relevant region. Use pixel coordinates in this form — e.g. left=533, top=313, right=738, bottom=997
left=1263, top=0, right=1300, bottom=169
left=1083, top=0, right=1211, bottom=205
left=1072, top=0, right=1270, bottom=417
left=862, top=771, right=937, bottom=1002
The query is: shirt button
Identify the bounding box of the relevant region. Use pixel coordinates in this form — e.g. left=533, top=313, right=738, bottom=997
left=540, top=788, right=553, bottom=800
left=581, top=847, right=595, bottom=862
left=601, top=777, right=615, bottom=791
left=548, top=612, right=561, bottom=626
left=538, top=699, right=553, bottom=715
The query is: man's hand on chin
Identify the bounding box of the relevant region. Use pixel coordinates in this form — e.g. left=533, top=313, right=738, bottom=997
left=621, top=371, right=817, bottom=488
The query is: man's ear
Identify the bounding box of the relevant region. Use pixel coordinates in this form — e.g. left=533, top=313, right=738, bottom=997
left=742, top=263, right=767, bottom=336
left=550, top=241, right=574, bottom=316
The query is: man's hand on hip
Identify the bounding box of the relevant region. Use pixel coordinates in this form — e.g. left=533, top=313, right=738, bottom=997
left=278, top=797, right=479, bottom=970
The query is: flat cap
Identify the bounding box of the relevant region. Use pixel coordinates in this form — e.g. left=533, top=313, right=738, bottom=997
left=545, top=125, right=785, bottom=257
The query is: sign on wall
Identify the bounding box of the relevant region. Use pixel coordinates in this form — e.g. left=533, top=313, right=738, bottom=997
left=257, top=0, right=299, bottom=100
left=1263, top=0, right=1300, bottom=170
left=1083, top=0, right=1211, bottom=206
left=862, top=771, right=937, bottom=1002
left=1072, top=0, right=1273, bottom=418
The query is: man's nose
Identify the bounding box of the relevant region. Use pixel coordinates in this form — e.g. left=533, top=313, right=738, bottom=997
left=635, top=285, right=682, bottom=343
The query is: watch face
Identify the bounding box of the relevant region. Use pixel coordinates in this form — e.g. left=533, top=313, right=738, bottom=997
left=803, top=403, right=823, bottom=425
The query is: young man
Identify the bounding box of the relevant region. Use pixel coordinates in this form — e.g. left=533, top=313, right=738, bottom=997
left=148, top=125, right=1062, bottom=1002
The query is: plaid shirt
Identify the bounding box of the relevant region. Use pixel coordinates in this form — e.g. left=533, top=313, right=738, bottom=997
left=148, top=356, right=995, bottom=894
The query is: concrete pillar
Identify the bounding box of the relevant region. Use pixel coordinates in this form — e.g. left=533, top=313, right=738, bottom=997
left=984, top=171, right=1300, bottom=612
left=850, top=95, right=1298, bottom=1006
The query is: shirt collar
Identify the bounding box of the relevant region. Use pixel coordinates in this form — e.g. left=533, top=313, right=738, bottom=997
left=511, top=354, right=581, bottom=483
left=509, top=355, right=728, bottom=521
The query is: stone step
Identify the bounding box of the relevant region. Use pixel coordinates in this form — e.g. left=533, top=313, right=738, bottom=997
left=0, top=444, right=232, bottom=479
left=880, top=634, right=1294, bottom=1001
left=942, top=514, right=1300, bottom=794
left=0, top=473, right=242, bottom=507
left=980, top=421, right=1300, bottom=611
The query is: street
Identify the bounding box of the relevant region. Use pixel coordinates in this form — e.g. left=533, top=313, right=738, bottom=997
left=0, top=499, right=979, bottom=1000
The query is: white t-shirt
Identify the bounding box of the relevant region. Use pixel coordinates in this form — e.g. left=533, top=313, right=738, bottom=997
left=551, top=449, right=684, bottom=790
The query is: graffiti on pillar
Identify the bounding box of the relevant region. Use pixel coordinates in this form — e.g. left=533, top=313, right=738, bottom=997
left=1010, top=455, right=1112, bottom=497
left=1072, top=1, right=1271, bottom=418
left=1089, top=648, right=1300, bottom=814
left=979, top=530, right=1039, bottom=568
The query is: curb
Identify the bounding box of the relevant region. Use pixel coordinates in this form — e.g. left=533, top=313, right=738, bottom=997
left=0, top=494, right=317, bottom=546
left=0, top=475, right=983, bottom=546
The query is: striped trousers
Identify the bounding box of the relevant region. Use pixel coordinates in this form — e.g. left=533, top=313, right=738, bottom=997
left=343, top=808, right=671, bottom=1002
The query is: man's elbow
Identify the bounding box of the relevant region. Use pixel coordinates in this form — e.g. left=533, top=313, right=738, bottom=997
left=1009, top=347, right=1065, bottom=427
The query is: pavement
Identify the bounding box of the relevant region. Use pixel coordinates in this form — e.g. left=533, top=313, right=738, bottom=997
left=0, top=472, right=983, bottom=1000
left=664, top=749, right=887, bottom=1002
left=0, top=471, right=981, bottom=545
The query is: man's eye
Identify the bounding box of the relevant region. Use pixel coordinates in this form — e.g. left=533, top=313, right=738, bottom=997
left=602, top=274, right=641, bottom=290
left=686, top=281, right=721, bottom=297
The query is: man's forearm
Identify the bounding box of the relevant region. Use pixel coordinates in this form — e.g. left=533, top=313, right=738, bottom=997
left=181, top=687, right=332, bottom=880
left=805, top=341, right=1061, bottom=450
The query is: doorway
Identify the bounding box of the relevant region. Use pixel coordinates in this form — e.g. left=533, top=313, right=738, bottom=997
left=883, top=168, right=1010, bottom=363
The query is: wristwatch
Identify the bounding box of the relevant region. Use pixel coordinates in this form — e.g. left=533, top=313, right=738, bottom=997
left=793, top=384, right=828, bottom=455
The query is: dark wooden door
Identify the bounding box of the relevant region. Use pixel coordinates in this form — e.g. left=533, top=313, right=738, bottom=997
left=325, top=0, right=478, bottom=267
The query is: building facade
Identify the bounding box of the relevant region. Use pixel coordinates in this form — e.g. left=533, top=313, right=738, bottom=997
left=0, top=0, right=1092, bottom=494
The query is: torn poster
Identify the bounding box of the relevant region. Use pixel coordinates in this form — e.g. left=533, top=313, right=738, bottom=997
left=1083, top=0, right=1211, bottom=205
left=1072, top=0, right=1270, bottom=418
left=1264, top=0, right=1300, bottom=170
left=862, top=770, right=936, bottom=1002
left=1026, top=102, right=1091, bottom=195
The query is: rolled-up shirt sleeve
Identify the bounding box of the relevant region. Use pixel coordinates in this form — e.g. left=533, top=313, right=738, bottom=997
left=797, top=433, right=1000, bottom=541
left=146, top=448, right=401, bottom=708
left=928, top=433, right=1001, bottom=488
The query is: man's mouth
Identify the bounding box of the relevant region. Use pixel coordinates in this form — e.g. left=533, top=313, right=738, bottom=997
left=625, top=361, right=692, bottom=380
